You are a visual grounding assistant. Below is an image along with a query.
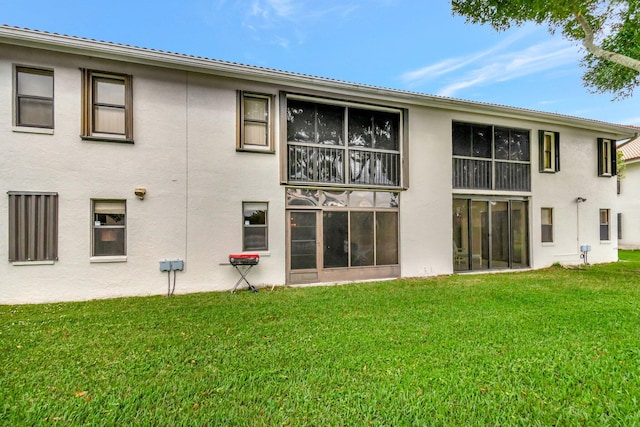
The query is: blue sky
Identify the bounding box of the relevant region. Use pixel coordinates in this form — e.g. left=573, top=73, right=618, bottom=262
left=3, top=0, right=640, bottom=125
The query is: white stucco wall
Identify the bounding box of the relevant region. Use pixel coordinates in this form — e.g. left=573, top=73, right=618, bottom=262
left=0, top=38, right=628, bottom=304
left=618, top=159, right=640, bottom=249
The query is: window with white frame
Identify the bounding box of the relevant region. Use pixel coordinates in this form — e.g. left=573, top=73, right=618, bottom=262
left=541, top=207, right=553, bottom=243
left=539, top=130, right=560, bottom=173
left=81, top=69, right=133, bottom=142
left=238, top=92, right=272, bottom=151
left=243, top=202, right=268, bottom=251
left=8, top=192, right=58, bottom=262
left=600, top=209, right=610, bottom=241
left=597, top=138, right=616, bottom=177
left=92, top=200, right=126, bottom=256
left=15, top=67, right=54, bottom=129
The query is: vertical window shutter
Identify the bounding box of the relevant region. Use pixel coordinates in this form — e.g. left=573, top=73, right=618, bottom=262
left=597, top=138, right=604, bottom=176
left=554, top=132, right=560, bottom=171
left=610, top=139, right=617, bottom=176
left=538, top=130, right=545, bottom=172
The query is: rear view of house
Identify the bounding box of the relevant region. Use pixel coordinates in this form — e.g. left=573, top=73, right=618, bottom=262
left=1, top=26, right=636, bottom=303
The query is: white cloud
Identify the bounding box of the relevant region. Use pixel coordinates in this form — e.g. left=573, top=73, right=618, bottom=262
left=400, top=30, right=581, bottom=98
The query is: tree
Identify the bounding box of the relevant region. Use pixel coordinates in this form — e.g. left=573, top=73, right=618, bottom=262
left=451, top=0, right=640, bottom=99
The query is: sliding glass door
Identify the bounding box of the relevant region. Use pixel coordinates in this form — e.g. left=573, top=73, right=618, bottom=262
left=453, top=198, right=529, bottom=271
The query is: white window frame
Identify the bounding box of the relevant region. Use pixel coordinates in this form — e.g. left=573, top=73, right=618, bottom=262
left=242, top=202, right=269, bottom=252
left=600, top=209, right=610, bottom=241
left=91, top=199, right=127, bottom=261
left=541, top=207, right=553, bottom=243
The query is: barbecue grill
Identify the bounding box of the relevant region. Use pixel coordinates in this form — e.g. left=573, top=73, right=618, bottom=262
left=229, top=253, right=259, bottom=293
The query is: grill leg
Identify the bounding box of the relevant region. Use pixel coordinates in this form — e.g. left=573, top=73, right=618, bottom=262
left=231, top=265, right=258, bottom=293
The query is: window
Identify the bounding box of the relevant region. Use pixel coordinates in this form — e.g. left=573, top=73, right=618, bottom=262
left=243, top=202, right=268, bottom=251
left=597, top=138, right=616, bottom=177
left=8, top=192, right=58, bottom=262
left=600, top=209, right=610, bottom=241
left=286, top=96, right=402, bottom=188
left=92, top=200, right=126, bottom=256
left=538, top=130, right=560, bottom=173
left=541, top=207, right=553, bottom=243
left=618, top=213, right=622, bottom=240
left=452, top=122, right=531, bottom=191
left=238, top=92, right=272, bottom=151
left=15, top=67, right=54, bottom=128
left=81, top=69, right=133, bottom=142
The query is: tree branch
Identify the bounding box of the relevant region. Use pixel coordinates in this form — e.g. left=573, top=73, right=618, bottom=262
left=575, top=13, right=640, bottom=72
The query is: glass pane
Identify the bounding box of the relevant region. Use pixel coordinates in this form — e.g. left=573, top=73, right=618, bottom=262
left=494, top=127, right=510, bottom=160
left=471, top=201, right=489, bottom=270
left=511, top=129, right=530, bottom=161
left=94, top=213, right=125, bottom=226
left=18, top=70, right=53, bottom=97
left=376, top=212, right=398, bottom=265
left=244, top=227, right=267, bottom=251
left=244, top=97, right=267, bottom=121
left=317, top=103, right=343, bottom=145
left=244, top=203, right=267, bottom=225
left=287, top=99, right=316, bottom=143
left=350, top=191, right=374, bottom=208
left=373, top=111, right=399, bottom=151
left=452, top=122, right=471, bottom=157
left=95, top=78, right=125, bottom=105
left=350, top=212, right=374, bottom=266
left=290, top=212, right=316, bottom=270
left=244, top=122, right=267, bottom=146
left=94, top=106, right=125, bottom=134
left=18, top=98, right=53, bottom=127
left=541, top=208, right=552, bottom=225
left=348, top=108, right=373, bottom=147
left=321, top=191, right=348, bottom=207
left=472, top=125, right=492, bottom=158
left=491, top=201, right=510, bottom=268
left=375, top=192, right=399, bottom=208
left=93, top=228, right=125, bottom=256
left=286, top=189, right=320, bottom=206
left=323, top=211, right=348, bottom=268
left=541, top=224, right=553, bottom=243
left=453, top=199, right=469, bottom=271
left=511, top=201, right=529, bottom=267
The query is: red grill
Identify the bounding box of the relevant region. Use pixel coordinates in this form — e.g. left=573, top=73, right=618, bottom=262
left=229, top=253, right=260, bottom=266
left=229, top=254, right=260, bottom=293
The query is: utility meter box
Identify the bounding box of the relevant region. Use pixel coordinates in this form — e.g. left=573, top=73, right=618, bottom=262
left=159, top=260, right=172, bottom=272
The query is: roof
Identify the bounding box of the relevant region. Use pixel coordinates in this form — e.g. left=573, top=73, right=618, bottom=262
left=1, top=24, right=638, bottom=139
left=619, top=135, right=640, bottom=161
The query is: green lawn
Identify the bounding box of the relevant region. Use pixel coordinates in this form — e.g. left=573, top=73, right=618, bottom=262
left=2, top=252, right=640, bottom=426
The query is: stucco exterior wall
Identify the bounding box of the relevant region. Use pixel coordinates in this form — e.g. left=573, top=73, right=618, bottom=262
left=618, top=160, right=640, bottom=249
left=0, top=36, right=630, bottom=304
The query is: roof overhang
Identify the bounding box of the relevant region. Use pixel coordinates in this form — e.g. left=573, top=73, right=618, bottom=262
left=1, top=25, right=638, bottom=140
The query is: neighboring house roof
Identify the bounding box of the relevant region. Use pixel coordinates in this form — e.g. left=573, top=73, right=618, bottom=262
left=619, top=134, right=640, bottom=162
left=1, top=24, right=638, bottom=139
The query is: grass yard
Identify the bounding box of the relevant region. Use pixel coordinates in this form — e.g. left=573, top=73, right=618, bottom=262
left=2, top=253, right=640, bottom=426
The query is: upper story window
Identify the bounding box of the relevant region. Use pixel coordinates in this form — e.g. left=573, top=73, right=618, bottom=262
left=15, top=67, right=54, bottom=129
left=538, top=130, right=560, bottom=173
left=452, top=122, right=530, bottom=191
left=81, top=69, right=133, bottom=142
left=8, top=192, right=58, bottom=263
left=597, top=138, right=616, bottom=177
left=238, top=92, right=273, bottom=152
left=286, top=95, right=403, bottom=188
